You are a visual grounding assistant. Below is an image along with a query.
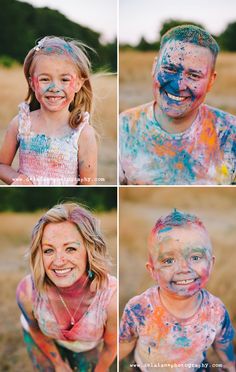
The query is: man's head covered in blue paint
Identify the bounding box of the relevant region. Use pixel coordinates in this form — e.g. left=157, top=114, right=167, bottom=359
left=160, top=25, right=220, bottom=70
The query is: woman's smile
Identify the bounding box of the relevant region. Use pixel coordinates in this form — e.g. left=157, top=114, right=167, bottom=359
left=42, top=221, right=88, bottom=287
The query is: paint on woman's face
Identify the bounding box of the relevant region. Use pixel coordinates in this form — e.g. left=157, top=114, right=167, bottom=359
left=151, top=225, right=213, bottom=298
left=31, top=54, right=82, bottom=113
left=153, top=40, right=215, bottom=118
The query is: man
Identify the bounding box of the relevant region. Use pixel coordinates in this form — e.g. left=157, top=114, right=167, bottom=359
left=119, top=25, right=236, bottom=185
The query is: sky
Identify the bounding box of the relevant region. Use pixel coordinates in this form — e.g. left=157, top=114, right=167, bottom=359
left=18, top=0, right=117, bottom=43
left=120, top=0, right=236, bottom=45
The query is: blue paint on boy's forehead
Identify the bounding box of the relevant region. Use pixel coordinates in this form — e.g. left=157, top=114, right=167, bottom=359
left=169, top=209, right=197, bottom=225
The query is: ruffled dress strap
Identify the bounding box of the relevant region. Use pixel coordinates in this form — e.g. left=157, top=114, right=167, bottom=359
left=18, top=102, right=31, bottom=135
left=73, top=111, right=90, bottom=145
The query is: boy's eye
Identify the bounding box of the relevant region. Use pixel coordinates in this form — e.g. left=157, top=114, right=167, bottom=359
left=163, top=257, right=175, bottom=265
left=62, top=78, right=71, bottom=82
left=190, top=255, right=202, bottom=262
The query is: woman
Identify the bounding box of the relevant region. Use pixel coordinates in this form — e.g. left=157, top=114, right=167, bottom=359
left=16, top=203, right=117, bottom=372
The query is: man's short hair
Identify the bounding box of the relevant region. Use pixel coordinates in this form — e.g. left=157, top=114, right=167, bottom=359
left=160, top=25, right=220, bottom=66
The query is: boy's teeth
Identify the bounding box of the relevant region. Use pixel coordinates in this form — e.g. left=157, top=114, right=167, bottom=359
left=167, top=92, right=185, bottom=101
left=175, top=279, right=194, bottom=285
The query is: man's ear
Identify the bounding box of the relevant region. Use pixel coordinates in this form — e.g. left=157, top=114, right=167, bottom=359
left=207, top=71, right=217, bottom=92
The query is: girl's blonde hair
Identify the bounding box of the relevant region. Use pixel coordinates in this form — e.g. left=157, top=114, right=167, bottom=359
left=30, top=203, right=111, bottom=293
left=24, top=36, right=93, bottom=129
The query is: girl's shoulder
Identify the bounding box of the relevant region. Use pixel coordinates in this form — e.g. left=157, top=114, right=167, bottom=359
left=17, top=102, right=32, bottom=134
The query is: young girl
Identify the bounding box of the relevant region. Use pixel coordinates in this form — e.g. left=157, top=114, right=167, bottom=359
left=0, top=36, right=97, bottom=185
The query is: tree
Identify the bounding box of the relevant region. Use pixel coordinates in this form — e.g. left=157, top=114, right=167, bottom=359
left=219, top=22, right=236, bottom=51
left=159, top=19, right=204, bottom=38
left=0, top=0, right=116, bottom=71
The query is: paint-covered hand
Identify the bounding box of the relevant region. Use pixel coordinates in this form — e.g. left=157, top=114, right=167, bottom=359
left=11, top=174, right=33, bottom=185
left=55, top=359, right=73, bottom=372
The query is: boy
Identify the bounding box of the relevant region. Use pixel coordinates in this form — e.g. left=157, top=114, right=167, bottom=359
left=119, top=25, right=236, bottom=185
left=120, top=210, right=235, bottom=371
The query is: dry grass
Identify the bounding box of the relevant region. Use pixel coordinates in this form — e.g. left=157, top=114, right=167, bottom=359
left=0, top=67, right=117, bottom=185
left=119, top=187, right=236, bottom=366
left=119, top=50, right=236, bottom=115
left=0, top=210, right=117, bottom=371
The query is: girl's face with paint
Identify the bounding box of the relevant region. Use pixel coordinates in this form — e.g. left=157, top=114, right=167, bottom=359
left=30, top=54, right=83, bottom=112
left=42, top=221, right=87, bottom=288
left=148, top=225, right=214, bottom=299
left=153, top=40, right=216, bottom=119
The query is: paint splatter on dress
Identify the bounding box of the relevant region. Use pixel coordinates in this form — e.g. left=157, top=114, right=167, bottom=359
left=120, top=102, right=236, bottom=185
left=17, top=102, right=89, bottom=185
left=120, top=286, right=234, bottom=372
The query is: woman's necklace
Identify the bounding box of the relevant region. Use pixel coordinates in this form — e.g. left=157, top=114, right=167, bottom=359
left=57, top=275, right=89, bottom=327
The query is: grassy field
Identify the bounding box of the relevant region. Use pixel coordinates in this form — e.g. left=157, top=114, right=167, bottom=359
left=0, top=67, right=117, bottom=185
left=119, top=187, right=236, bottom=369
left=0, top=210, right=117, bottom=371
left=119, top=50, right=236, bottom=115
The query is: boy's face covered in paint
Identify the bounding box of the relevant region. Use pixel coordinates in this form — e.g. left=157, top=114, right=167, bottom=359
left=153, top=40, right=215, bottom=118
left=150, top=225, right=214, bottom=299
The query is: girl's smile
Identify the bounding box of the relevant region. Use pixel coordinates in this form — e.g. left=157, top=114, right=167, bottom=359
left=31, top=54, right=82, bottom=112
left=41, top=221, right=88, bottom=288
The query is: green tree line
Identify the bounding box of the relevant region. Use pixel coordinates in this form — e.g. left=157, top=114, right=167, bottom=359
left=120, top=19, right=236, bottom=52
left=0, top=188, right=117, bottom=212
left=0, top=0, right=117, bottom=71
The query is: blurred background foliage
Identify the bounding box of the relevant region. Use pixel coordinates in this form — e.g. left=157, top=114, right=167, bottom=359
left=0, top=187, right=117, bottom=211
left=120, top=18, right=236, bottom=52
left=0, top=0, right=117, bottom=71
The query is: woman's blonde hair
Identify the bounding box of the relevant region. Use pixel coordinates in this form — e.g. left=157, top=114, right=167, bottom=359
left=24, top=36, right=93, bottom=129
left=30, top=203, right=111, bottom=293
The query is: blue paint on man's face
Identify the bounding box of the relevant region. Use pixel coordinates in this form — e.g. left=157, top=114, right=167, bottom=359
left=157, top=64, right=194, bottom=105
left=153, top=40, right=215, bottom=119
